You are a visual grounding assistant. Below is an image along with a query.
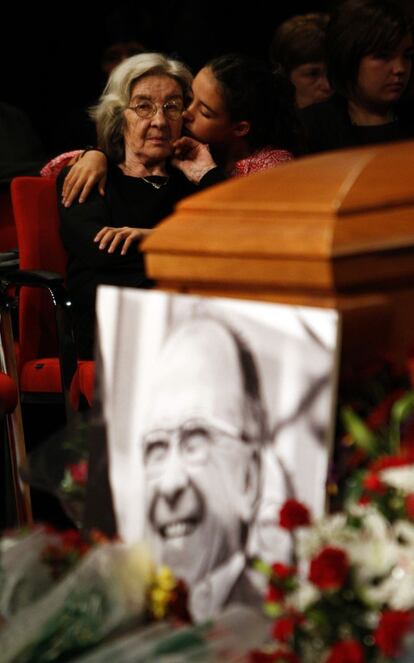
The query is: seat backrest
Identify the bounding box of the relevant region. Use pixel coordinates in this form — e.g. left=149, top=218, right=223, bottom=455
left=10, top=176, right=67, bottom=365
left=0, top=186, right=18, bottom=251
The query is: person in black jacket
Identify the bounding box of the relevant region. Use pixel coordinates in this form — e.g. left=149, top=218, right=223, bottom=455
left=301, top=0, right=414, bottom=154
left=57, top=52, right=223, bottom=359
left=0, top=102, right=45, bottom=184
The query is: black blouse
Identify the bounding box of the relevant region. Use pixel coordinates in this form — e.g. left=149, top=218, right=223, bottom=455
left=57, top=162, right=224, bottom=358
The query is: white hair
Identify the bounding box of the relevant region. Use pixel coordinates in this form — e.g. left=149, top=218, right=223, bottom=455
left=90, top=52, right=193, bottom=162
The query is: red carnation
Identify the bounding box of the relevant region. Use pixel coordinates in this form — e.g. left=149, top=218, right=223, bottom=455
left=279, top=499, right=311, bottom=530
left=272, top=613, right=303, bottom=643
left=369, top=451, right=414, bottom=473
left=266, top=584, right=285, bottom=603
left=309, top=546, right=349, bottom=590
left=271, top=563, right=296, bottom=579
left=326, top=639, right=365, bottom=663
left=405, top=493, right=414, bottom=520
left=374, top=610, right=413, bottom=657
left=362, top=472, right=386, bottom=494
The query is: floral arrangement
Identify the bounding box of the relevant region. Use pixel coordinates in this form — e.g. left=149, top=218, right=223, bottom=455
left=251, top=373, right=414, bottom=663
left=0, top=526, right=190, bottom=662
left=328, top=356, right=412, bottom=509
left=0, top=526, right=264, bottom=662
left=6, top=357, right=414, bottom=662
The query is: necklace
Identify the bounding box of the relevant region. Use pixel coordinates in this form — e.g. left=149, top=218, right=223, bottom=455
left=141, top=175, right=170, bottom=189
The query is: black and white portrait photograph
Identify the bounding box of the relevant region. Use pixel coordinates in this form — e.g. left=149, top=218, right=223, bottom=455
left=94, top=287, right=340, bottom=620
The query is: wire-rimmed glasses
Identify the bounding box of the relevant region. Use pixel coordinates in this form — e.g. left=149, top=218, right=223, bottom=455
left=127, top=99, right=185, bottom=120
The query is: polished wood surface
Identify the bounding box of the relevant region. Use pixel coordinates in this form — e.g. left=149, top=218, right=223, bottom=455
left=144, top=141, right=414, bottom=254
left=143, top=141, right=414, bottom=364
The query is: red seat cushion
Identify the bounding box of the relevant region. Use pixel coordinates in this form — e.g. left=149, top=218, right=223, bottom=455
left=19, top=358, right=62, bottom=393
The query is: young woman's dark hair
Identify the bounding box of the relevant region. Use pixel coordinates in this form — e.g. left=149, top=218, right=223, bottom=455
left=327, top=0, right=413, bottom=98
left=207, top=53, right=303, bottom=155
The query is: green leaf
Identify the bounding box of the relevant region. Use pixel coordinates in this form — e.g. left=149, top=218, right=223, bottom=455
left=264, top=602, right=284, bottom=618
left=387, top=392, right=414, bottom=455
left=253, top=558, right=272, bottom=578
left=341, top=407, right=379, bottom=456
left=391, top=391, right=414, bottom=426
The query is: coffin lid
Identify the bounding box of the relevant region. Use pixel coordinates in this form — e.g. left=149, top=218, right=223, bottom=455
left=144, top=141, right=414, bottom=258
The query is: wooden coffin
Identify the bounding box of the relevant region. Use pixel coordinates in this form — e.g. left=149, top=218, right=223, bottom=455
left=143, top=141, right=414, bottom=363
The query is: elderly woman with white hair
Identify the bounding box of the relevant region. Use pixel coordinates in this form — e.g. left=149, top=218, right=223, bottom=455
left=57, top=52, right=222, bottom=359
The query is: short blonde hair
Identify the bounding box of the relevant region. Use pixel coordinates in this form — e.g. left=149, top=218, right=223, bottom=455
left=90, top=52, right=193, bottom=162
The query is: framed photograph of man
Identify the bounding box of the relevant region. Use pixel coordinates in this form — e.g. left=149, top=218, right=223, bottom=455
left=92, top=287, right=340, bottom=620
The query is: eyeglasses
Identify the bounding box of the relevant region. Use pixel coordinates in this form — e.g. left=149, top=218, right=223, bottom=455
left=127, top=99, right=184, bottom=120
left=142, top=417, right=255, bottom=475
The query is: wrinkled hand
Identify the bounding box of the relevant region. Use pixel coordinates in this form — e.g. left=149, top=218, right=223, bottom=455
left=171, top=137, right=217, bottom=184
left=62, top=151, right=108, bottom=207
left=94, top=226, right=152, bottom=255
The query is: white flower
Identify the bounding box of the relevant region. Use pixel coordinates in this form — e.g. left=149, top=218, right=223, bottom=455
left=360, top=509, right=389, bottom=540
left=343, top=509, right=399, bottom=583
left=380, top=465, right=414, bottom=493
left=296, top=513, right=349, bottom=562
left=349, top=537, right=399, bottom=583
left=286, top=581, right=320, bottom=612
left=365, top=556, right=414, bottom=610
left=394, top=519, right=414, bottom=545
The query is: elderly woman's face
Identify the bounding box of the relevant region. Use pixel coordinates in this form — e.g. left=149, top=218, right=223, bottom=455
left=123, top=75, right=184, bottom=165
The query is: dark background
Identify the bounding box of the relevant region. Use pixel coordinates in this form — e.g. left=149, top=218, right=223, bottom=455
left=1, top=1, right=330, bottom=154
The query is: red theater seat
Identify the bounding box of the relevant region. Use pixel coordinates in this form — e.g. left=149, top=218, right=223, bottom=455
left=10, top=176, right=94, bottom=410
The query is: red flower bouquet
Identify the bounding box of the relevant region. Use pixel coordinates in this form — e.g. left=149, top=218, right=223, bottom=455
left=252, top=386, right=414, bottom=662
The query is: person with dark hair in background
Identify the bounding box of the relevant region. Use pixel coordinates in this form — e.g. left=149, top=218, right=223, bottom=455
left=270, top=13, right=332, bottom=109
left=0, top=102, right=45, bottom=183
left=48, top=40, right=147, bottom=155
left=100, top=40, right=146, bottom=78
left=0, top=102, right=46, bottom=254
left=301, top=0, right=414, bottom=154
left=59, top=52, right=301, bottom=205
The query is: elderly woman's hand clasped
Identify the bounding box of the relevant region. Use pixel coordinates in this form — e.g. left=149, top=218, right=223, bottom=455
left=171, top=137, right=217, bottom=184
left=94, top=227, right=152, bottom=255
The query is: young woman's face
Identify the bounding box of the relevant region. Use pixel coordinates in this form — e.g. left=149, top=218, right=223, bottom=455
left=290, top=61, right=332, bottom=108
left=353, top=33, right=413, bottom=110
left=182, top=67, right=238, bottom=149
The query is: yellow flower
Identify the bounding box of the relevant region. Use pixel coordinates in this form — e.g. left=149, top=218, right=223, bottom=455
left=156, top=566, right=176, bottom=592
left=149, top=565, right=178, bottom=619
